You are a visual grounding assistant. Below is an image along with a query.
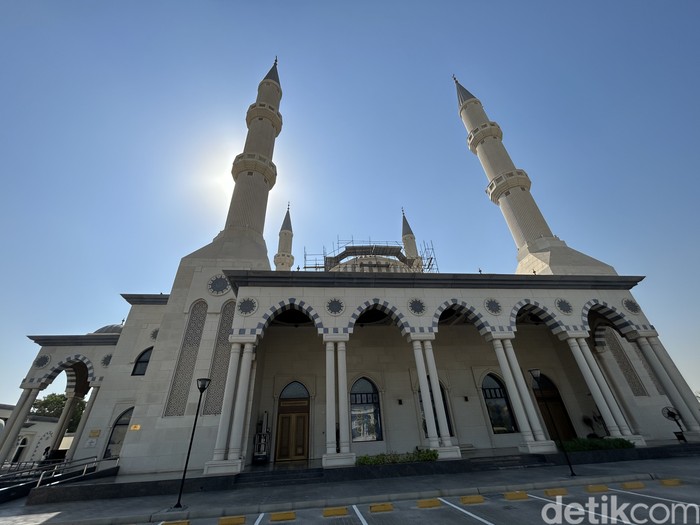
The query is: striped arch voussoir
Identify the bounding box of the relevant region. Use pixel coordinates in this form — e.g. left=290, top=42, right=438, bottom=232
left=347, top=298, right=412, bottom=336
left=581, top=300, right=637, bottom=336
left=432, top=299, right=495, bottom=336
left=39, top=354, right=97, bottom=390
left=509, top=299, right=569, bottom=335
left=252, top=298, right=324, bottom=337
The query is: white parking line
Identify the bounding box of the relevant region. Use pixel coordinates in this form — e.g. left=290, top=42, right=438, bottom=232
left=253, top=512, right=265, bottom=525
left=352, top=504, right=369, bottom=525
left=528, top=494, right=632, bottom=524
left=611, top=488, right=698, bottom=506
left=438, top=497, right=496, bottom=525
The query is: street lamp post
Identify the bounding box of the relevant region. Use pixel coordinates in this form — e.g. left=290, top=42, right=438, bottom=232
left=173, top=377, right=211, bottom=509
left=528, top=369, right=576, bottom=477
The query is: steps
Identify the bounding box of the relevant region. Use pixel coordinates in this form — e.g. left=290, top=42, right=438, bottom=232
left=235, top=467, right=325, bottom=487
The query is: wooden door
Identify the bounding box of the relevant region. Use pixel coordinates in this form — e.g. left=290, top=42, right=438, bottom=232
left=275, top=399, right=309, bottom=461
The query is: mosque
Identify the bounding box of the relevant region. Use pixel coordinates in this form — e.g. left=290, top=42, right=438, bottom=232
left=2, top=62, right=699, bottom=478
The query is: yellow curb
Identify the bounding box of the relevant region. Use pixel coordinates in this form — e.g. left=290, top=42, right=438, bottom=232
left=460, top=495, right=485, bottom=505
left=544, top=488, right=568, bottom=497
left=270, top=511, right=296, bottom=522
left=369, top=503, right=394, bottom=513
left=660, top=479, right=682, bottom=486
left=161, top=521, right=189, bottom=525
left=504, top=491, right=529, bottom=501
left=621, top=481, right=645, bottom=490
left=417, top=498, right=441, bottom=508
left=322, top=507, right=348, bottom=517
left=586, top=484, right=609, bottom=493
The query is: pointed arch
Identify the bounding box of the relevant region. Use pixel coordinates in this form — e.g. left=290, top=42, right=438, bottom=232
left=103, top=407, right=134, bottom=459
left=246, top=298, right=324, bottom=337
left=131, top=347, right=153, bottom=376
left=350, top=377, right=383, bottom=442
left=481, top=373, right=518, bottom=434
left=347, top=298, right=412, bottom=335
left=581, top=300, right=640, bottom=337
left=509, top=299, right=568, bottom=335
left=38, top=354, right=97, bottom=392
left=432, top=299, right=496, bottom=336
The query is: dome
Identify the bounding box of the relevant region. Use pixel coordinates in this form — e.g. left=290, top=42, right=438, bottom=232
left=91, top=324, right=124, bottom=334
left=329, top=255, right=411, bottom=273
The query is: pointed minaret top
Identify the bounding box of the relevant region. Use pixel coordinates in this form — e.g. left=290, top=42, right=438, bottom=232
left=264, top=57, right=280, bottom=85
left=453, top=75, right=476, bottom=107
left=401, top=208, right=414, bottom=237
left=280, top=204, right=292, bottom=232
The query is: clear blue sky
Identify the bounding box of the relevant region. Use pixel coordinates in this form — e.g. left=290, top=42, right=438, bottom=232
left=1, top=2, right=699, bottom=405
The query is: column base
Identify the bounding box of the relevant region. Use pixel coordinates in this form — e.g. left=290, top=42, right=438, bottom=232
left=519, top=440, right=557, bottom=454
left=322, top=452, right=356, bottom=468
left=436, top=445, right=462, bottom=460
left=203, top=459, right=243, bottom=476
left=681, top=431, right=700, bottom=443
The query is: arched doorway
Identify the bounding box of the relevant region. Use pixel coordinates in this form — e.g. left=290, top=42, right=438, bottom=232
left=531, top=374, right=576, bottom=442
left=275, top=381, right=309, bottom=462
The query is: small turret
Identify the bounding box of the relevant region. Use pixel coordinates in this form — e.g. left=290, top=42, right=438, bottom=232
left=401, top=210, right=423, bottom=271
left=274, top=205, right=294, bottom=271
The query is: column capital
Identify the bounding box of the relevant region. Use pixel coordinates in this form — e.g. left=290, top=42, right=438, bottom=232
left=229, top=334, right=258, bottom=345
left=627, top=329, right=659, bottom=341
left=483, top=332, right=516, bottom=342
left=406, top=333, right=435, bottom=342
left=558, top=331, right=590, bottom=341
left=322, top=333, right=349, bottom=343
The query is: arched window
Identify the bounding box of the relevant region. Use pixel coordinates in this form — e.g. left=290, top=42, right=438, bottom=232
left=481, top=374, right=518, bottom=434
left=11, top=437, right=28, bottom=463
left=131, top=347, right=153, bottom=376
left=104, top=407, right=133, bottom=459
left=350, top=378, right=382, bottom=441
left=280, top=381, right=310, bottom=399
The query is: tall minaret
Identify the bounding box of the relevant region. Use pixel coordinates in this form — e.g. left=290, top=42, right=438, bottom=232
left=191, top=60, right=283, bottom=269
left=401, top=210, right=422, bottom=271
left=455, top=78, right=615, bottom=276
left=274, top=205, right=294, bottom=271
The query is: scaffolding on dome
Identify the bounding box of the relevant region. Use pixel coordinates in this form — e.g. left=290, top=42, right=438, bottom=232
left=303, top=238, right=439, bottom=273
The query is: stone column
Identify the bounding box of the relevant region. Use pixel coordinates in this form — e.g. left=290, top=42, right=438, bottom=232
left=567, top=338, right=621, bottom=437
left=577, top=338, right=632, bottom=436
left=636, top=337, right=700, bottom=431
left=212, top=343, right=242, bottom=461
left=423, top=340, right=452, bottom=447
left=337, top=342, right=350, bottom=454
left=492, top=339, right=534, bottom=442
left=412, top=340, right=440, bottom=448
left=648, top=336, right=700, bottom=426
left=51, top=393, right=81, bottom=451
left=0, top=389, right=32, bottom=452
left=227, top=343, right=255, bottom=459
left=66, top=386, right=100, bottom=462
left=325, top=341, right=337, bottom=454
left=0, top=388, right=40, bottom=464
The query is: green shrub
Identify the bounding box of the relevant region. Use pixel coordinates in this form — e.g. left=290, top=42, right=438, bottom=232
left=561, top=437, right=635, bottom=452
left=355, top=448, right=439, bottom=465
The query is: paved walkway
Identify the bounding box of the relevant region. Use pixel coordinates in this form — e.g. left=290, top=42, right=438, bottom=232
left=0, top=457, right=699, bottom=525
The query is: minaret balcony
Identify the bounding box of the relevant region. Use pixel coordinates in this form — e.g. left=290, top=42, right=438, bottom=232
left=486, top=169, right=532, bottom=203
left=467, top=122, right=503, bottom=153
left=246, top=103, right=283, bottom=136
left=231, top=153, right=277, bottom=188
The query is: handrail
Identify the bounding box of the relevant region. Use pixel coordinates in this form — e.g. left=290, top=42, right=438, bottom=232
left=0, top=456, right=103, bottom=484
left=34, top=456, right=119, bottom=487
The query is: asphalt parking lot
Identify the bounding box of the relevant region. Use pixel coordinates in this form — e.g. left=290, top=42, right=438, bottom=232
left=183, top=480, right=700, bottom=525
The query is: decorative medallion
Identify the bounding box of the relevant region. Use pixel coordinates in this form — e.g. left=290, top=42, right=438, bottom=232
left=101, top=354, right=112, bottom=367
left=555, top=298, right=573, bottom=315
left=326, top=298, right=345, bottom=316
left=408, top=298, right=426, bottom=316
left=484, top=298, right=502, bottom=315
left=622, top=298, right=641, bottom=314
left=207, top=274, right=230, bottom=296
left=237, top=297, right=258, bottom=316
left=33, top=355, right=50, bottom=369
left=150, top=328, right=159, bottom=341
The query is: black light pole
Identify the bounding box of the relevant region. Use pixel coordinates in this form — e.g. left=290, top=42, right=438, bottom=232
left=173, top=377, right=211, bottom=509
left=528, top=369, right=576, bottom=477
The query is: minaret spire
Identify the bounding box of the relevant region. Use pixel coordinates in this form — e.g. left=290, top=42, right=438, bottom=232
left=401, top=210, right=422, bottom=271
left=195, top=61, right=283, bottom=269
left=274, top=204, right=294, bottom=271
left=455, top=80, right=615, bottom=275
